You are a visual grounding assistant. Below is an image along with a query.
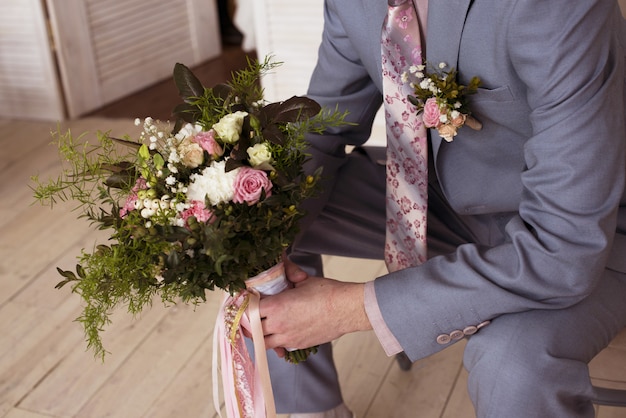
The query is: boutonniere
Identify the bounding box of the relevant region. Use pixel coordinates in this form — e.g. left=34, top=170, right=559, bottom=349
left=405, top=62, right=482, bottom=142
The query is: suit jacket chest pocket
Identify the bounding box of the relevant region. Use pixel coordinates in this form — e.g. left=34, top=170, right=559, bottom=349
left=470, top=85, right=532, bottom=138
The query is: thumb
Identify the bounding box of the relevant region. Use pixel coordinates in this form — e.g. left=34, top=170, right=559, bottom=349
left=282, top=253, right=308, bottom=284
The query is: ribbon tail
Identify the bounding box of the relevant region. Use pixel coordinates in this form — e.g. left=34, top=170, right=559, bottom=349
left=247, top=290, right=277, bottom=418
left=213, top=293, right=242, bottom=418
left=213, top=263, right=284, bottom=418
left=213, top=293, right=230, bottom=417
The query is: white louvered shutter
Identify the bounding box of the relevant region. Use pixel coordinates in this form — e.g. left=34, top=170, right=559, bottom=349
left=46, top=0, right=221, bottom=118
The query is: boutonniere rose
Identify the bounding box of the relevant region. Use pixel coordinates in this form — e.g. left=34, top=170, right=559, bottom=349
left=405, top=62, right=482, bottom=142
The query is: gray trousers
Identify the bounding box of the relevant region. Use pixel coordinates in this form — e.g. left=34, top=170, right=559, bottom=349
left=265, top=147, right=626, bottom=417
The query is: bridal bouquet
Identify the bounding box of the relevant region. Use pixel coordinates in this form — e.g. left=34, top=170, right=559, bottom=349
left=405, top=62, right=482, bottom=141
left=32, top=58, right=346, bottom=366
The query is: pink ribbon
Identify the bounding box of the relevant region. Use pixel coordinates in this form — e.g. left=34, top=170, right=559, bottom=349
left=213, top=265, right=286, bottom=418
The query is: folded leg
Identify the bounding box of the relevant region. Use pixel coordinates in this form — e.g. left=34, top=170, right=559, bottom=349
left=463, top=268, right=626, bottom=418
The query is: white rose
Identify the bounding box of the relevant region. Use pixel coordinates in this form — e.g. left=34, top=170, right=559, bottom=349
left=212, top=111, right=248, bottom=144
left=187, top=160, right=240, bottom=206
left=247, top=143, right=273, bottom=168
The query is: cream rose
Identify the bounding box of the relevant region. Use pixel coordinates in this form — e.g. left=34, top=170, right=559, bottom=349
left=438, top=124, right=459, bottom=142
left=178, top=137, right=204, bottom=168
left=212, top=111, right=248, bottom=144
left=247, top=143, right=273, bottom=169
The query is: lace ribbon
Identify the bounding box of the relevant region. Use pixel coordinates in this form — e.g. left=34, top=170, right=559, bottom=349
left=213, top=264, right=286, bottom=418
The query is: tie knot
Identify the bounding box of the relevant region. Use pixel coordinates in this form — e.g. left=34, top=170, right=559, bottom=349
left=388, top=0, right=410, bottom=6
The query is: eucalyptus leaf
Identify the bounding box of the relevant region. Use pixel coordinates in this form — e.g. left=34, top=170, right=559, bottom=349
left=172, top=103, right=200, bottom=126
left=225, top=158, right=245, bottom=172
left=110, top=137, right=142, bottom=149
left=215, top=254, right=231, bottom=276
left=229, top=143, right=248, bottom=162
left=101, top=161, right=134, bottom=173
left=173, top=63, right=204, bottom=103
left=56, top=267, right=78, bottom=281
left=54, top=279, right=73, bottom=290
left=76, top=264, right=86, bottom=279
left=166, top=250, right=180, bottom=268
left=105, top=172, right=134, bottom=189
left=408, top=95, right=420, bottom=107
left=261, top=124, right=285, bottom=145
left=212, top=83, right=235, bottom=101
left=262, top=96, right=321, bottom=124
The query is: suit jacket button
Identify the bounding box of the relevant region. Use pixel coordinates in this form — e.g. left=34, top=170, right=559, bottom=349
left=463, top=326, right=478, bottom=335
left=477, top=320, right=491, bottom=330
left=436, top=334, right=451, bottom=345
left=450, top=330, right=464, bottom=340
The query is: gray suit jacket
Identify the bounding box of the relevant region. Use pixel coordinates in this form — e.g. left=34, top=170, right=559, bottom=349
left=304, top=0, right=626, bottom=360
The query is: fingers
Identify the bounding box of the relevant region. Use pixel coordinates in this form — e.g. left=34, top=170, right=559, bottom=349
left=272, top=347, right=286, bottom=358
left=261, top=319, right=285, bottom=350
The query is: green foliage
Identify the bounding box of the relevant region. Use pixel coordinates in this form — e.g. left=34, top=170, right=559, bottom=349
left=31, top=129, right=138, bottom=211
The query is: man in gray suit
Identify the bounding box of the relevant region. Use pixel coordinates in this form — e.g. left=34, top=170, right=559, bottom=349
left=259, top=0, right=626, bottom=417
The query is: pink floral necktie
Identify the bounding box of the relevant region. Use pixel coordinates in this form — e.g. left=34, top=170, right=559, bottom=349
left=382, top=0, right=428, bottom=272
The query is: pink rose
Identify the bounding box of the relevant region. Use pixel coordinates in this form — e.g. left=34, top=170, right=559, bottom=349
left=422, top=98, right=442, bottom=128
left=180, top=200, right=214, bottom=225
left=232, top=167, right=273, bottom=205
left=119, top=177, right=147, bottom=218
left=194, top=129, right=224, bottom=158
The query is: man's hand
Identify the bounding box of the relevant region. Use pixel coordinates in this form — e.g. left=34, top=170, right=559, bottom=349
left=259, top=272, right=372, bottom=352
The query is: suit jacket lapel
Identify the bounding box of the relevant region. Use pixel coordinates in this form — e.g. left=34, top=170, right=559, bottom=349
left=425, top=0, right=472, bottom=157
left=363, top=0, right=390, bottom=89
left=426, top=0, right=472, bottom=69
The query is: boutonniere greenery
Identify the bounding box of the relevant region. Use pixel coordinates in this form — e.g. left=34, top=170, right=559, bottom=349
left=405, top=62, right=482, bottom=142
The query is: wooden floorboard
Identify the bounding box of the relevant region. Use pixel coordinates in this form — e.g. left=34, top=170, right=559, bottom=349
left=2, top=45, right=625, bottom=417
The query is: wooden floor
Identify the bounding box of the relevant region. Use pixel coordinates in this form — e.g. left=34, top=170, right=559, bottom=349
left=2, top=46, right=626, bottom=418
